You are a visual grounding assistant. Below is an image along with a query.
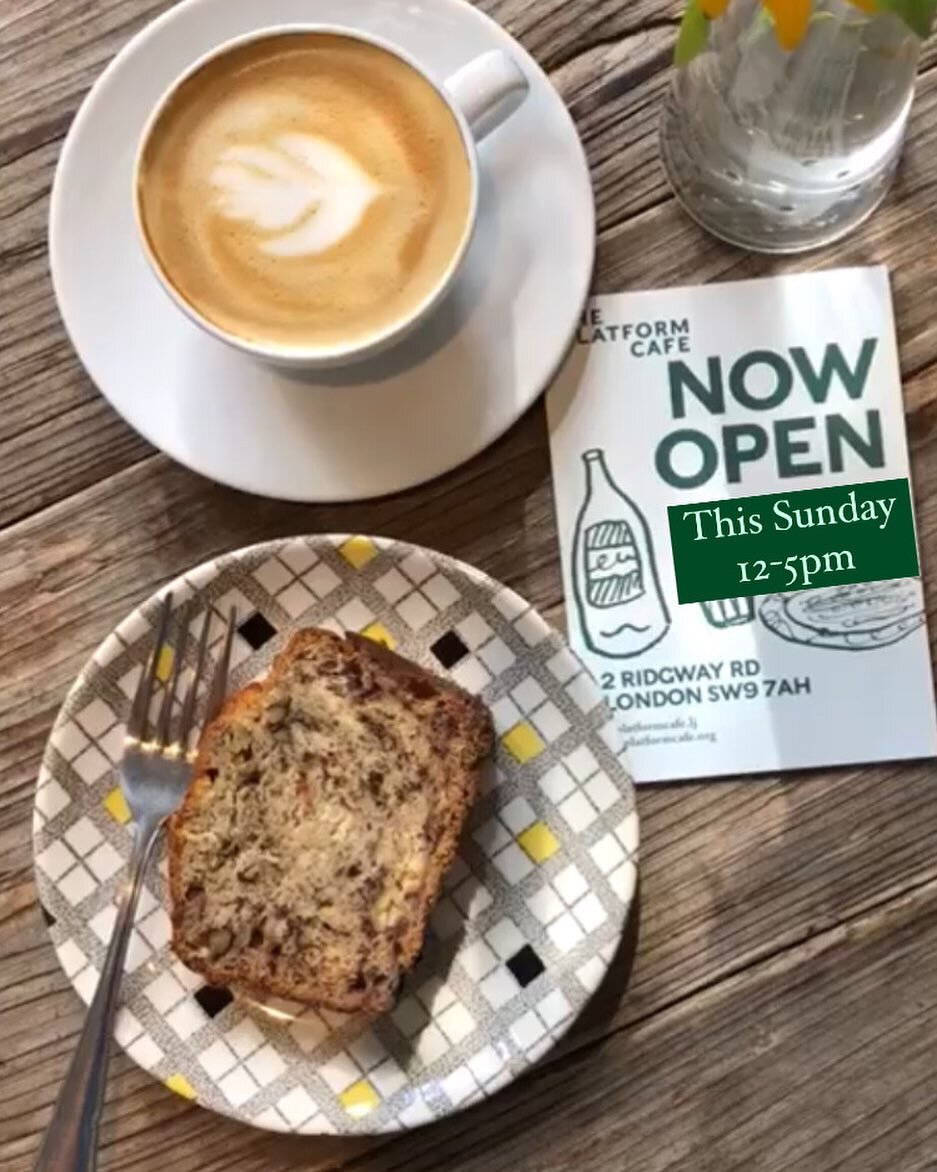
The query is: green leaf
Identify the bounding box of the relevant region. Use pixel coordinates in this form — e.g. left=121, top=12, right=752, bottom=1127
left=874, top=0, right=937, bottom=37
left=675, top=1, right=710, bottom=66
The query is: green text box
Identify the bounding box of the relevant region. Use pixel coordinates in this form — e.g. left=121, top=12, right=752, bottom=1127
left=667, top=478, right=919, bottom=604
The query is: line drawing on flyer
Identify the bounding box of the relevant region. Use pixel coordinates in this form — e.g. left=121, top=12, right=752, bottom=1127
left=572, top=448, right=671, bottom=658
left=758, top=579, right=925, bottom=650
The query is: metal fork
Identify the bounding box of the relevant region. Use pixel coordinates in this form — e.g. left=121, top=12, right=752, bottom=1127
left=35, top=595, right=236, bottom=1172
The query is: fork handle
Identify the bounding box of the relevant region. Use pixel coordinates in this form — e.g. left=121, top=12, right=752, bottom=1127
left=35, top=822, right=161, bottom=1172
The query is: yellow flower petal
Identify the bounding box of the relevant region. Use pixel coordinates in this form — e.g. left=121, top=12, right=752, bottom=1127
left=847, top=0, right=877, bottom=11
left=764, top=0, right=811, bottom=50
left=700, top=0, right=729, bottom=16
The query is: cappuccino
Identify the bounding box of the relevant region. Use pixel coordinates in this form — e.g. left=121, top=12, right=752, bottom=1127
left=136, top=33, right=473, bottom=351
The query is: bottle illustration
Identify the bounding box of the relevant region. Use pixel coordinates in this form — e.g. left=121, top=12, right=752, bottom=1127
left=572, top=449, right=671, bottom=658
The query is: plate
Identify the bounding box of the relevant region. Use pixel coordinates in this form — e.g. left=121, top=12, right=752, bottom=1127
left=48, top=0, right=595, bottom=501
left=34, top=537, right=637, bottom=1134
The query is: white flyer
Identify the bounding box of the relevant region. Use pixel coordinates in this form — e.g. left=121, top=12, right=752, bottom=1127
left=546, top=267, right=937, bottom=782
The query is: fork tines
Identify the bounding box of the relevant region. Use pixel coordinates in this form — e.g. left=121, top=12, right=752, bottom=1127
left=126, top=593, right=236, bottom=755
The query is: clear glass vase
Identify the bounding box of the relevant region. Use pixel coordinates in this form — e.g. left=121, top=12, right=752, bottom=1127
left=659, top=0, right=920, bottom=253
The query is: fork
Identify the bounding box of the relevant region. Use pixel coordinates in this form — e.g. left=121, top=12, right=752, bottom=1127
left=35, top=594, right=236, bottom=1172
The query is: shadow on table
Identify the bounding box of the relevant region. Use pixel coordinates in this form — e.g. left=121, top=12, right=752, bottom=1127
left=252, top=887, right=641, bottom=1169
left=573, top=879, right=642, bottom=1036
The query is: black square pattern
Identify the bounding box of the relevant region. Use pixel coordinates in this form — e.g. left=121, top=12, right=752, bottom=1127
left=507, top=945, right=545, bottom=988
left=431, top=631, right=469, bottom=669
left=238, top=612, right=276, bottom=650
left=195, top=985, right=234, bottom=1018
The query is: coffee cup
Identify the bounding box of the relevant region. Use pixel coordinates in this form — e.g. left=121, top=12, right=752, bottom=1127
left=133, top=25, right=529, bottom=369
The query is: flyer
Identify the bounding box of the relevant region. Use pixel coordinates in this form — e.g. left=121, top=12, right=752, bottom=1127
left=546, top=267, right=937, bottom=782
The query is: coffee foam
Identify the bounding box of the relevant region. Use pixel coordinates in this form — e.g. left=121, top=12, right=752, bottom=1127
left=210, top=134, right=380, bottom=256
left=136, top=35, right=472, bottom=350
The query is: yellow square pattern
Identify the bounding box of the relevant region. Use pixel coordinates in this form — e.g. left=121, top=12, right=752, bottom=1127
left=103, top=786, right=131, bottom=824
left=338, top=536, right=378, bottom=569
left=517, top=821, right=560, bottom=863
left=165, top=1073, right=197, bottom=1100
left=502, top=722, right=545, bottom=764
left=339, top=1079, right=380, bottom=1117
left=155, top=645, right=174, bottom=683
left=361, top=622, right=396, bottom=649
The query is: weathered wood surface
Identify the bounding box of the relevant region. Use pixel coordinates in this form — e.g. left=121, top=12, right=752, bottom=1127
left=3, top=0, right=937, bottom=1169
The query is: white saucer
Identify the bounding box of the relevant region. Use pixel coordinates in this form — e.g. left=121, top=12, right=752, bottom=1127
left=49, top=0, right=594, bottom=502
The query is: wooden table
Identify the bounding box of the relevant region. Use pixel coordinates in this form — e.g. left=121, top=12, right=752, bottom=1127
left=5, top=1, right=937, bottom=1168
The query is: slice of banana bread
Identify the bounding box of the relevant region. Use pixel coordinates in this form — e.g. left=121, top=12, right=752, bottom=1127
left=168, top=628, right=493, bottom=1013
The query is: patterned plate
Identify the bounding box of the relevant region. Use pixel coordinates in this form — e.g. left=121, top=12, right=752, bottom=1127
left=34, top=536, right=638, bottom=1134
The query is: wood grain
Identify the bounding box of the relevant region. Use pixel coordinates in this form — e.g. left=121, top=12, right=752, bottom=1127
left=4, top=0, right=937, bottom=1169
left=336, top=878, right=937, bottom=1172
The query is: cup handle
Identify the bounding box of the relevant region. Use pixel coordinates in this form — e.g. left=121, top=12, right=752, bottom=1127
left=444, top=50, right=529, bottom=142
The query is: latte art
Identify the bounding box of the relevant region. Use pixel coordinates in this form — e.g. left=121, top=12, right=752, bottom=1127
left=136, top=34, right=472, bottom=351
left=210, top=134, right=381, bottom=257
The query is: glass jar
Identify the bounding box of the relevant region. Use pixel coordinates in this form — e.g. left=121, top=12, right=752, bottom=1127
left=659, top=0, right=921, bottom=253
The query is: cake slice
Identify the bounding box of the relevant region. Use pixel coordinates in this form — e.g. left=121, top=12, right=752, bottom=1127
left=168, top=628, right=492, bottom=1014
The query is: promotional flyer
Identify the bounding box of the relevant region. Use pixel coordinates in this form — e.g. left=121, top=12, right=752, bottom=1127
left=547, top=267, right=937, bottom=782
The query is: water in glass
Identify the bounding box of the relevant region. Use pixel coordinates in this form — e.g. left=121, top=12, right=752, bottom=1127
left=659, top=0, right=920, bottom=253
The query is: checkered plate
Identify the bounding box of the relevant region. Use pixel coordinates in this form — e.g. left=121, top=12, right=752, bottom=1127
left=34, top=536, right=638, bottom=1134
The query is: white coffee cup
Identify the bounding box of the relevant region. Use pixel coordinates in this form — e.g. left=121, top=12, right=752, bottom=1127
left=132, top=25, right=529, bottom=369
